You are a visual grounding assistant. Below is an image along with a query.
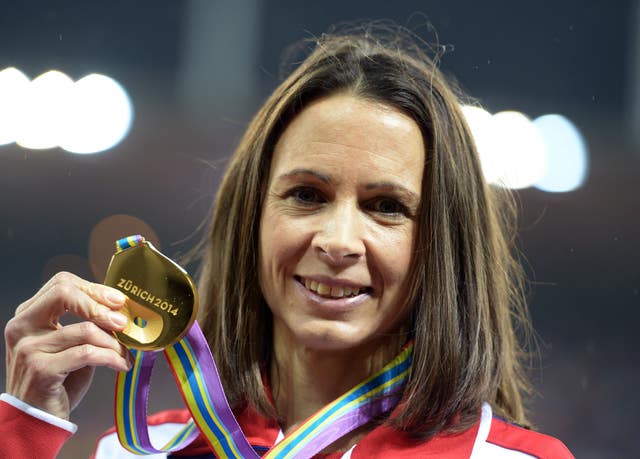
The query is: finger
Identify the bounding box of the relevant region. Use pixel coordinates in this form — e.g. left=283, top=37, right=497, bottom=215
left=8, top=323, right=134, bottom=372
left=18, top=283, right=128, bottom=332
left=33, top=321, right=130, bottom=358
left=14, top=273, right=65, bottom=316
left=15, top=271, right=127, bottom=317
left=15, top=271, right=86, bottom=316
left=51, top=343, right=133, bottom=373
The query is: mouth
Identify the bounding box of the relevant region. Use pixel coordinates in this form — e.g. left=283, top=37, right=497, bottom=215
left=294, top=275, right=372, bottom=299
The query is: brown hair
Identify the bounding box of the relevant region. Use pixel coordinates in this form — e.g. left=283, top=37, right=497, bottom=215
left=196, top=24, right=532, bottom=439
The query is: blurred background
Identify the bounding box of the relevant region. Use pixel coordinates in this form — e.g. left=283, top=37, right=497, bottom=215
left=1, top=0, right=638, bottom=457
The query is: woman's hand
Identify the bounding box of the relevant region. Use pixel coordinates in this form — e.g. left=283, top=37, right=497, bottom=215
left=4, top=271, right=133, bottom=420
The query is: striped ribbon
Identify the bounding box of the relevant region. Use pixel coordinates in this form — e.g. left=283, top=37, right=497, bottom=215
left=113, top=236, right=413, bottom=458
left=263, top=342, right=412, bottom=459
left=116, top=234, right=145, bottom=253
left=116, top=324, right=257, bottom=457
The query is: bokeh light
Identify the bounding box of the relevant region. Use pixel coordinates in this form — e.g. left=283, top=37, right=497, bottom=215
left=462, top=105, right=586, bottom=192
left=460, top=105, right=502, bottom=184
left=533, top=114, right=589, bottom=193
left=0, top=67, right=30, bottom=146
left=16, top=70, right=75, bottom=150
left=491, top=110, right=547, bottom=189
left=59, top=74, right=134, bottom=154
left=88, top=214, right=160, bottom=281
left=0, top=68, right=133, bottom=153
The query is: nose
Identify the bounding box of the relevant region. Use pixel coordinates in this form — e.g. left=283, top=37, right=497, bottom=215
left=312, top=202, right=365, bottom=266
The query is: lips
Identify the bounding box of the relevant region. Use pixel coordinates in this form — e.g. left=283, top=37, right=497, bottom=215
left=295, top=275, right=371, bottom=299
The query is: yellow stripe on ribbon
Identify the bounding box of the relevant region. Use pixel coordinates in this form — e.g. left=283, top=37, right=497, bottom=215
left=165, top=341, right=245, bottom=459
left=264, top=343, right=413, bottom=459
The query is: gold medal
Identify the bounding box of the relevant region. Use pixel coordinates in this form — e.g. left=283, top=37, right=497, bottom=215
left=104, top=235, right=198, bottom=350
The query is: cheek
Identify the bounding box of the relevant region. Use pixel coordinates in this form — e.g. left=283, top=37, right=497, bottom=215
left=373, top=226, right=415, bottom=287
left=259, top=210, right=308, bottom=276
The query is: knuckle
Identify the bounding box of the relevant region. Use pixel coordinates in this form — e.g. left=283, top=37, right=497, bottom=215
left=88, top=301, right=104, bottom=321
left=78, top=321, right=100, bottom=339
left=52, top=271, right=75, bottom=284
left=14, top=292, right=40, bottom=316
left=29, top=355, right=53, bottom=379
left=49, top=282, right=73, bottom=303
left=86, top=280, right=103, bottom=297
left=76, top=344, right=95, bottom=359
left=15, top=339, right=37, bottom=364
left=15, top=299, right=29, bottom=317
left=4, top=318, right=22, bottom=347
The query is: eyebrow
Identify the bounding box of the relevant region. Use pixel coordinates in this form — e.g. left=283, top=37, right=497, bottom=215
left=276, top=169, right=420, bottom=204
left=276, top=168, right=332, bottom=184
left=365, top=182, right=420, bottom=205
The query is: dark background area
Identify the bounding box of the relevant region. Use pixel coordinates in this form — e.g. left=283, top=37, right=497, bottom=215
left=1, top=1, right=638, bottom=457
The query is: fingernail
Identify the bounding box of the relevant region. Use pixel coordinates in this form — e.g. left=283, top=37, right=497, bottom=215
left=108, top=311, right=128, bottom=327
left=105, top=289, right=127, bottom=305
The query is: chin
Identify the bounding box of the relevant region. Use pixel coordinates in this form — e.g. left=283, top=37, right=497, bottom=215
left=286, top=319, right=378, bottom=353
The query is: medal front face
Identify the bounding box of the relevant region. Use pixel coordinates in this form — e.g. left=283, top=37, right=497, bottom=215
left=104, top=238, right=198, bottom=350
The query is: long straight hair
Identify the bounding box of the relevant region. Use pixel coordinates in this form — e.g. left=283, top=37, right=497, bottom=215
left=195, top=25, right=532, bottom=439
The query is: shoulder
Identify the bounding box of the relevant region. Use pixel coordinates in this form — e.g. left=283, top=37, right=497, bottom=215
left=350, top=403, right=574, bottom=459
left=471, top=403, right=575, bottom=459
left=92, top=409, right=192, bottom=459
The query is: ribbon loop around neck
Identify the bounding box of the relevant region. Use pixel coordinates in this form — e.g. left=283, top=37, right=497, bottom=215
left=115, top=329, right=412, bottom=458
left=112, top=235, right=413, bottom=458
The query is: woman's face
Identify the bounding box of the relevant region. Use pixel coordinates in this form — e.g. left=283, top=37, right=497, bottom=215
left=259, top=94, right=425, bottom=352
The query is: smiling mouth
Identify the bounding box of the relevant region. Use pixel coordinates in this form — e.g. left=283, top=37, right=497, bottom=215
left=295, top=276, right=371, bottom=299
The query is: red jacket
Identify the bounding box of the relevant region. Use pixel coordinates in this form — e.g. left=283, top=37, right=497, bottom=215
left=0, top=393, right=574, bottom=458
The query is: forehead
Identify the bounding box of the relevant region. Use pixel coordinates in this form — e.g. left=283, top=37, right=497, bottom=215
left=269, top=94, right=425, bottom=187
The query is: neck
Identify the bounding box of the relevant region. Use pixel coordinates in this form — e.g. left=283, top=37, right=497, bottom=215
left=270, top=326, right=406, bottom=445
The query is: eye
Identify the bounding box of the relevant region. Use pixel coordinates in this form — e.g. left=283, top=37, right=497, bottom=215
left=369, top=197, right=409, bottom=216
left=288, top=186, right=325, bottom=205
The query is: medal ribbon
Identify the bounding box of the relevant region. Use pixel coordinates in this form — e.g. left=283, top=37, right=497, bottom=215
left=113, top=236, right=413, bottom=458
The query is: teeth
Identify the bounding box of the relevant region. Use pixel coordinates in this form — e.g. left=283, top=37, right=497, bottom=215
left=300, top=277, right=363, bottom=298
left=317, top=283, right=331, bottom=295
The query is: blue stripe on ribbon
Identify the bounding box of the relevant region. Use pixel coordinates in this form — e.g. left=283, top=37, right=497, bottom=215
left=274, top=354, right=411, bottom=458
left=166, top=421, right=195, bottom=449
left=116, top=238, right=130, bottom=252
left=122, top=353, right=145, bottom=453
left=173, top=338, right=239, bottom=458
left=121, top=361, right=134, bottom=448
left=116, top=235, right=143, bottom=252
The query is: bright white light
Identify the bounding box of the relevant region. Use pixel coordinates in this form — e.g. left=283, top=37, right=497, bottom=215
left=59, top=74, right=133, bottom=154
left=491, top=111, right=547, bottom=189
left=16, top=70, right=75, bottom=150
left=0, top=68, right=133, bottom=154
left=462, top=105, right=588, bottom=193
left=0, top=68, right=30, bottom=145
left=461, top=105, right=502, bottom=184
left=533, top=114, right=588, bottom=192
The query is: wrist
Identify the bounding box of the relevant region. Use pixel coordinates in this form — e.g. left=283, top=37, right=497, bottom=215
left=0, top=393, right=77, bottom=433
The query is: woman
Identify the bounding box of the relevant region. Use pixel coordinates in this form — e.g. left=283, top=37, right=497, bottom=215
left=1, top=28, right=574, bottom=458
